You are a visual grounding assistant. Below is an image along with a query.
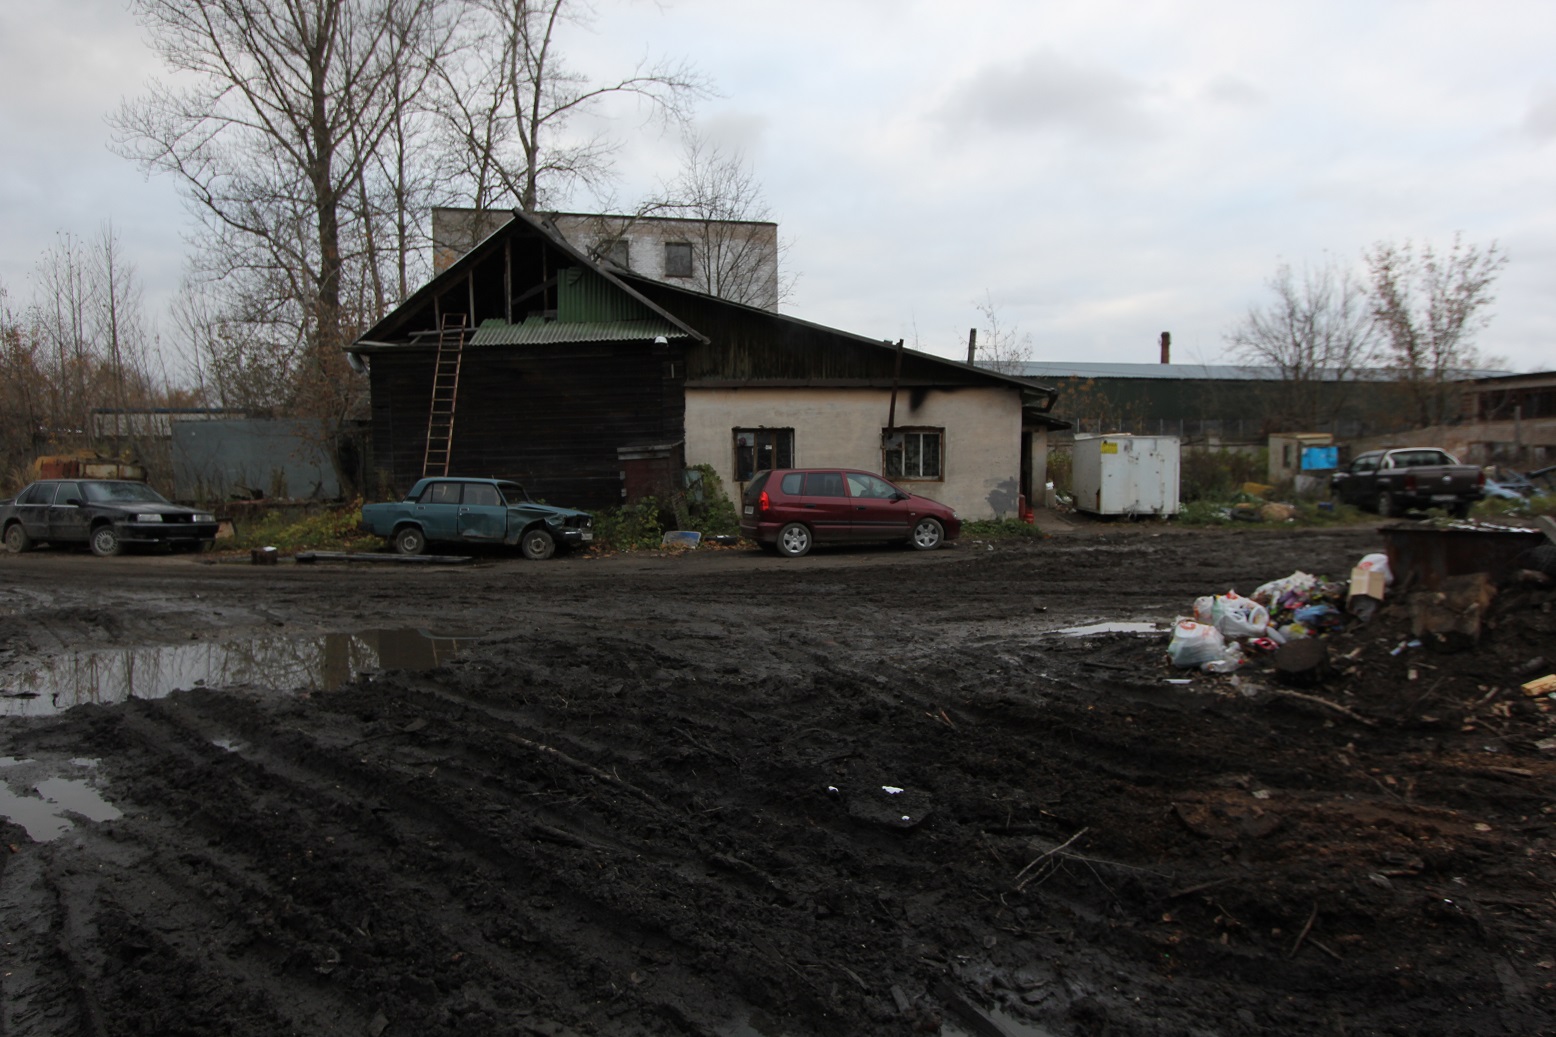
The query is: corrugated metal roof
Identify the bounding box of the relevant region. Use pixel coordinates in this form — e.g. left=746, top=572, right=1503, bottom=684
left=1007, top=361, right=1511, bottom=382
left=468, top=317, right=690, bottom=346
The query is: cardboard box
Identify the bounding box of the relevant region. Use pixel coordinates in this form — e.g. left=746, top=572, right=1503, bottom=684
left=1348, top=566, right=1387, bottom=602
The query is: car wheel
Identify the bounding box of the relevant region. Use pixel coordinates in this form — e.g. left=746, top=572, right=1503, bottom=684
left=3, top=522, right=32, bottom=554
left=393, top=526, right=427, bottom=555
left=520, top=527, right=556, bottom=560
left=90, top=525, right=123, bottom=557
left=1376, top=492, right=1397, bottom=518
left=911, top=517, right=945, bottom=550
left=776, top=522, right=812, bottom=558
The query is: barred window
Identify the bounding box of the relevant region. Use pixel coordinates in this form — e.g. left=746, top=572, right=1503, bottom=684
left=734, top=428, right=793, bottom=482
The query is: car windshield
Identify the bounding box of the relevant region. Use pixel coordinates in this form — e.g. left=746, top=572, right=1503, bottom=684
left=81, top=481, right=170, bottom=504
left=496, top=482, right=530, bottom=504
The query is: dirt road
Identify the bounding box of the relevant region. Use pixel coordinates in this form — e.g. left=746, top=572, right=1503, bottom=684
left=2, top=527, right=1553, bottom=1036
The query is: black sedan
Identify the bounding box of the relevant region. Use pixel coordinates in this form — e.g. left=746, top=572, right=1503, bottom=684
left=1, top=479, right=218, bottom=556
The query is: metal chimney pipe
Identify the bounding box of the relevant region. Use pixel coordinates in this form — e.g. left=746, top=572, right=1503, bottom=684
left=967, top=328, right=977, bottom=364
left=1159, top=331, right=1171, bottom=365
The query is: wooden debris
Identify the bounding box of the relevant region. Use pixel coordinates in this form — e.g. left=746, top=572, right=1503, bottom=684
left=1014, top=827, right=1088, bottom=890
left=1270, top=689, right=1378, bottom=727
left=1522, top=674, right=1556, bottom=696
left=1289, top=906, right=1320, bottom=963
left=295, top=550, right=474, bottom=565
left=1409, top=572, right=1496, bottom=649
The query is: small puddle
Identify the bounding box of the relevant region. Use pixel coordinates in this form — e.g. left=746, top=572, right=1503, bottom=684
left=0, top=629, right=473, bottom=717
left=1054, top=621, right=1162, bottom=636
left=0, top=757, right=122, bottom=842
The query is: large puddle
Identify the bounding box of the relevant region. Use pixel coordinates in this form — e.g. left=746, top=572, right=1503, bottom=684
left=0, top=629, right=473, bottom=717
left=0, top=756, right=122, bottom=842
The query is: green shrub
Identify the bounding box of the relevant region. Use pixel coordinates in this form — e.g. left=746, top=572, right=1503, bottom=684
left=1176, top=499, right=1232, bottom=526
left=1179, top=446, right=1268, bottom=501
left=232, top=500, right=371, bottom=551
left=681, top=464, right=740, bottom=537
left=591, top=499, right=665, bottom=552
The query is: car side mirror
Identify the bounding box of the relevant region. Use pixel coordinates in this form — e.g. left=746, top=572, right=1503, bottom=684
left=65, top=497, right=83, bottom=506
left=893, top=491, right=910, bottom=501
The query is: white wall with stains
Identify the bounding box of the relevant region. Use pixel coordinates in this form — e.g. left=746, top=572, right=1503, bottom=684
left=685, top=386, right=1026, bottom=520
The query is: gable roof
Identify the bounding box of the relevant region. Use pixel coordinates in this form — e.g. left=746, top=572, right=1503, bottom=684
left=350, top=209, right=1060, bottom=418
left=353, top=209, right=706, bottom=351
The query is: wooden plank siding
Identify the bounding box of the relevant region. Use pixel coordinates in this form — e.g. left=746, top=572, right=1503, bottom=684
left=626, top=280, right=992, bottom=387
left=367, top=341, right=685, bottom=509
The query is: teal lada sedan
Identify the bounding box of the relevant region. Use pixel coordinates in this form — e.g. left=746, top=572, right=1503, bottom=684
left=359, top=477, right=592, bottom=559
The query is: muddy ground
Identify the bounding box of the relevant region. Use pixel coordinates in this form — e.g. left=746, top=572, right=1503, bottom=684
left=1, top=524, right=1553, bottom=1037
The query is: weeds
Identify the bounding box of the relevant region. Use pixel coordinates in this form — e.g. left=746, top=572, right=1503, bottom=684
left=231, top=501, right=371, bottom=552
left=1472, top=492, right=1556, bottom=520
left=962, top=517, right=1046, bottom=540
left=591, top=499, right=665, bottom=552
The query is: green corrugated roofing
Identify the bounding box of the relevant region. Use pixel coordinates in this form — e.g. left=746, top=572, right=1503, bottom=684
left=468, top=316, right=690, bottom=346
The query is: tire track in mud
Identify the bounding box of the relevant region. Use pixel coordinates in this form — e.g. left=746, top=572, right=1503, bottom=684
left=4, top=526, right=1552, bottom=1036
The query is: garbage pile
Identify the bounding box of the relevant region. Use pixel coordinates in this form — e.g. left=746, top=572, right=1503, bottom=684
left=1167, top=553, right=1392, bottom=674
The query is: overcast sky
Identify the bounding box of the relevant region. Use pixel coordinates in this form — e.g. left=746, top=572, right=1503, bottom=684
left=3, top=0, right=1554, bottom=374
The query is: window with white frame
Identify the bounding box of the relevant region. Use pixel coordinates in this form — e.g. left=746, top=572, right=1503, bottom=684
left=882, top=428, right=943, bottom=480
left=734, top=428, right=793, bottom=482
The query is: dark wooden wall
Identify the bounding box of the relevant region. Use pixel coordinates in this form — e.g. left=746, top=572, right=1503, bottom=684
left=367, top=340, right=685, bottom=510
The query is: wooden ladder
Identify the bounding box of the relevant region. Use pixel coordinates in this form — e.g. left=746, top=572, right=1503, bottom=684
left=422, top=313, right=467, bottom=477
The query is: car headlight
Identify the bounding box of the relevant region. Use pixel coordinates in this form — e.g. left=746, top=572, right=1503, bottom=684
left=135, top=513, right=164, bottom=523
left=194, top=513, right=215, bottom=523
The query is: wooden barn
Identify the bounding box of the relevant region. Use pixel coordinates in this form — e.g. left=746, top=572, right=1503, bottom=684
left=350, top=210, right=1064, bottom=518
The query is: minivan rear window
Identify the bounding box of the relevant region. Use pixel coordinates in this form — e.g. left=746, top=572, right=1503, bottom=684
left=744, top=471, right=771, bottom=500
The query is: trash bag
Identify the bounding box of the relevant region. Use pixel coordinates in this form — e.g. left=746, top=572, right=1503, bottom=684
left=1168, top=620, right=1225, bottom=668
left=1202, top=641, right=1246, bottom=673
left=1194, top=591, right=1273, bottom=639
left=1356, top=553, right=1393, bottom=586
left=1293, top=603, right=1343, bottom=631
left=1252, top=571, right=1317, bottom=607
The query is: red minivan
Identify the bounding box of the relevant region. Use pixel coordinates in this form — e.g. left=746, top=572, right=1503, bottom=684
left=739, top=468, right=961, bottom=557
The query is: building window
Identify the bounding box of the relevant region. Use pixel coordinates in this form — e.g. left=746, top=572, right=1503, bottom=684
left=601, top=238, right=630, bottom=269
left=734, top=428, right=793, bottom=482
left=664, top=241, right=693, bottom=278
left=883, top=428, right=943, bottom=480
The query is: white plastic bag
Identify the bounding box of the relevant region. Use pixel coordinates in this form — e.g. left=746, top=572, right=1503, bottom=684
left=1202, top=641, right=1245, bottom=673
left=1208, top=591, right=1272, bottom=639
left=1356, top=553, right=1393, bottom=586
left=1251, top=571, right=1316, bottom=606
left=1168, top=619, right=1225, bottom=668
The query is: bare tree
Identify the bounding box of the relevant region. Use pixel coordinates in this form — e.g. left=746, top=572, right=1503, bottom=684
left=1224, top=258, right=1378, bottom=431
left=0, top=280, right=46, bottom=483
left=653, top=133, right=789, bottom=309
left=112, top=0, right=451, bottom=430
left=433, top=0, right=708, bottom=212
left=1365, top=234, right=1508, bottom=428
left=969, top=293, right=1033, bottom=375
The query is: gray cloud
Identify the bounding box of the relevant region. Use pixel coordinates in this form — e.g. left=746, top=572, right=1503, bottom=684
left=937, top=51, right=1155, bottom=138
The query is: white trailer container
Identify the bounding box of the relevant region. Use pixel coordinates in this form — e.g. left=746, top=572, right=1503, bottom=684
left=1071, top=434, right=1181, bottom=516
